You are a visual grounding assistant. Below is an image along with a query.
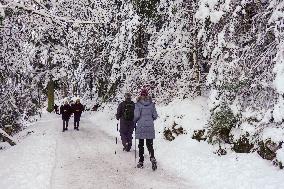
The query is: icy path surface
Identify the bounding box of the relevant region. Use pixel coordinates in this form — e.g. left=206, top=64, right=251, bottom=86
left=0, top=113, right=192, bottom=189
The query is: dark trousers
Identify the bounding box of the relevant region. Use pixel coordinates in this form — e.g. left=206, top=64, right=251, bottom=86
left=63, top=120, right=68, bottom=130
left=74, top=121, right=79, bottom=129
left=74, top=116, right=80, bottom=129
left=138, top=139, right=154, bottom=162
left=120, top=127, right=134, bottom=150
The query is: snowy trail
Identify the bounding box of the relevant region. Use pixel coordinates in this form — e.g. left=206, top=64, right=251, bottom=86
left=50, top=115, right=192, bottom=189
left=0, top=113, right=192, bottom=189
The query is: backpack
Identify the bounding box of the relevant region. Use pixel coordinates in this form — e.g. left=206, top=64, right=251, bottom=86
left=123, top=101, right=135, bottom=121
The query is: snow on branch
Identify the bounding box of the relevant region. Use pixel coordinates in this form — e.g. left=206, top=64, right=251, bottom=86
left=3, top=2, right=102, bottom=25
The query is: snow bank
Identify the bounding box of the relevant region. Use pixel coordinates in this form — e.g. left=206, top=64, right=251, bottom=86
left=0, top=142, right=11, bottom=150
left=0, top=114, right=59, bottom=189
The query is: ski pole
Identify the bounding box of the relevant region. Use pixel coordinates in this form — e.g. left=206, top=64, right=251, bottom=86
left=134, top=126, right=137, bottom=165
left=115, top=122, right=119, bottom=173
left=115, top=122, right=118, bottom=151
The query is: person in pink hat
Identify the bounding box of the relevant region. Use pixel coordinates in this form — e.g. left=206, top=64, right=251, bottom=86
left=134, top=89, right=158, bottom=170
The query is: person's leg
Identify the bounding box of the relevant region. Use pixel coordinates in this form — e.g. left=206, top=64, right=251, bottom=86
left=147, top=139, right=157, bottom=170
left=126, top=125, right=134, bottom=151
left=66, top=120, right=69, bottom=130
left=146, top=139, right=154, bottom=158
left=138, top=139, right=145, bottom=162
left=63, top=120, right=65, bottom=131
left=74, top=116, right=80, bottom=130
left=120, top=131, right=128, bottom=150
left=74, top=117, right=77, bottom=129
left=76, top=118, right=80, bottom=130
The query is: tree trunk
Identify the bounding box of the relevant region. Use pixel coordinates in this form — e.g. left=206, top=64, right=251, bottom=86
left=47, top=79, right=54, bottom=113
left=193, top=45, right=201, bottom=96
left=192, top=3, right=201, bottom=96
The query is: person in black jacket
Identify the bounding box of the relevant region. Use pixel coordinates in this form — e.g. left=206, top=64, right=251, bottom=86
left=72, top=99, right=84, bottom=131
left=116, top=93, right=135, bottom=152
left=54, top=104, right=59, bottom=114
left=60, top=101, right=72, bottom=132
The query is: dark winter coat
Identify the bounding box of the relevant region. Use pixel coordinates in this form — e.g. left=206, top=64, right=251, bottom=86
left=60, top=104, right=72, bottom=121
left=116, top=100, right=135, bottom=133
left=72, top=103, right=84, bottom=121
left=54, top=104, right=58, bottom=110
left=134, top=96, right=158, bottom=139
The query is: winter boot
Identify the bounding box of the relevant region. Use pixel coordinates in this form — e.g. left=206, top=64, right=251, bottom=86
left=125, top=143, right=131, bottom=152
left=150, top=157, right=157, bottom=171
left=137, top=161, right=143, bottom=169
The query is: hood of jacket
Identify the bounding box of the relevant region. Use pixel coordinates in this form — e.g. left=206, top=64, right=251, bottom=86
left=138, top=97, right=152, bottom=106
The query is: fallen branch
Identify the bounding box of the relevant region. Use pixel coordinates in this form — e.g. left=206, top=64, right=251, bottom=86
left=0, top=128, right=16, bottom=146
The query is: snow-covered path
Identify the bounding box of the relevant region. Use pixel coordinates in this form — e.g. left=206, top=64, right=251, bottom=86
left=51, top=115, right=192, bottom=189
left=0, top=113, right=192, bottom=189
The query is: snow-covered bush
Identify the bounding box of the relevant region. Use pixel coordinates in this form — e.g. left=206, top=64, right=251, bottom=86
left=208, top=104, right=237, bottom=144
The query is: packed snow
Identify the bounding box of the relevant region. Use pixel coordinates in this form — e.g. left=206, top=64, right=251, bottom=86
left=1, top=97, right=284, bottom=189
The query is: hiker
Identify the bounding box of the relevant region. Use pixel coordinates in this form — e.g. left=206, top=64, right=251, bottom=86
left=116, top=93, right=135, bottom=152
left=60, top=100, right=72, bottom=132
left=54, top=104, right=59, bottom=114
left=59, top=104, right=63, bottom=115
left=134, top=89, right=158, bottom=170
left=72, top=99, right=84, bottom=131
left=92, top=104, right=100, bottom=111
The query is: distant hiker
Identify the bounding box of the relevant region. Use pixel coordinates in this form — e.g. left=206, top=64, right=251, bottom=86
left=59, top=104, right=63, bottom=115
left=134, top=89, right=158, bottom=170
left=92, top=104, right=100, bottom=111
left=72, top=99, right=84, bottom=131
left=116, top=93, right=135, bottom=152
left=54, top=104, right=59, bottom=114
left=60, top=101, right=72, bottom=132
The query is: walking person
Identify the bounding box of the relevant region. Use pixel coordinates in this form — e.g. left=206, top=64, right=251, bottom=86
left=60, top=101, right=72, bottom=132
left=116, top=93, right=135, bottom=152
left=54, top=104, right=59, bottom=114
left=72, top=99, right=84, bottom=131
left=134, top=89, right=158, bottom=170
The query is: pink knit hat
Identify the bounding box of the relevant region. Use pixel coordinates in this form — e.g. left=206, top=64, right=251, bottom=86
left=140, top=89, right=148, bottom=96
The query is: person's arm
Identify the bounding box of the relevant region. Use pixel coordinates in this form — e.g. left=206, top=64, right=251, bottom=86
left=152, top=103, right=158, bottom=120
left=80, top=104, right=84, bottom=112
left=116, top=102, right=123, bottom=120
left=134, top=103, right=141, bottom=123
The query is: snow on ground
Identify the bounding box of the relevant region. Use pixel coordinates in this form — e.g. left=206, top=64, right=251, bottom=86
left=0, top=97, right=284, bottom=189
left=0, top=115, right=58, bottom=189
left=0, top=113, right=191, bottom=189
left=91, top=96, right=284, bottom=189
